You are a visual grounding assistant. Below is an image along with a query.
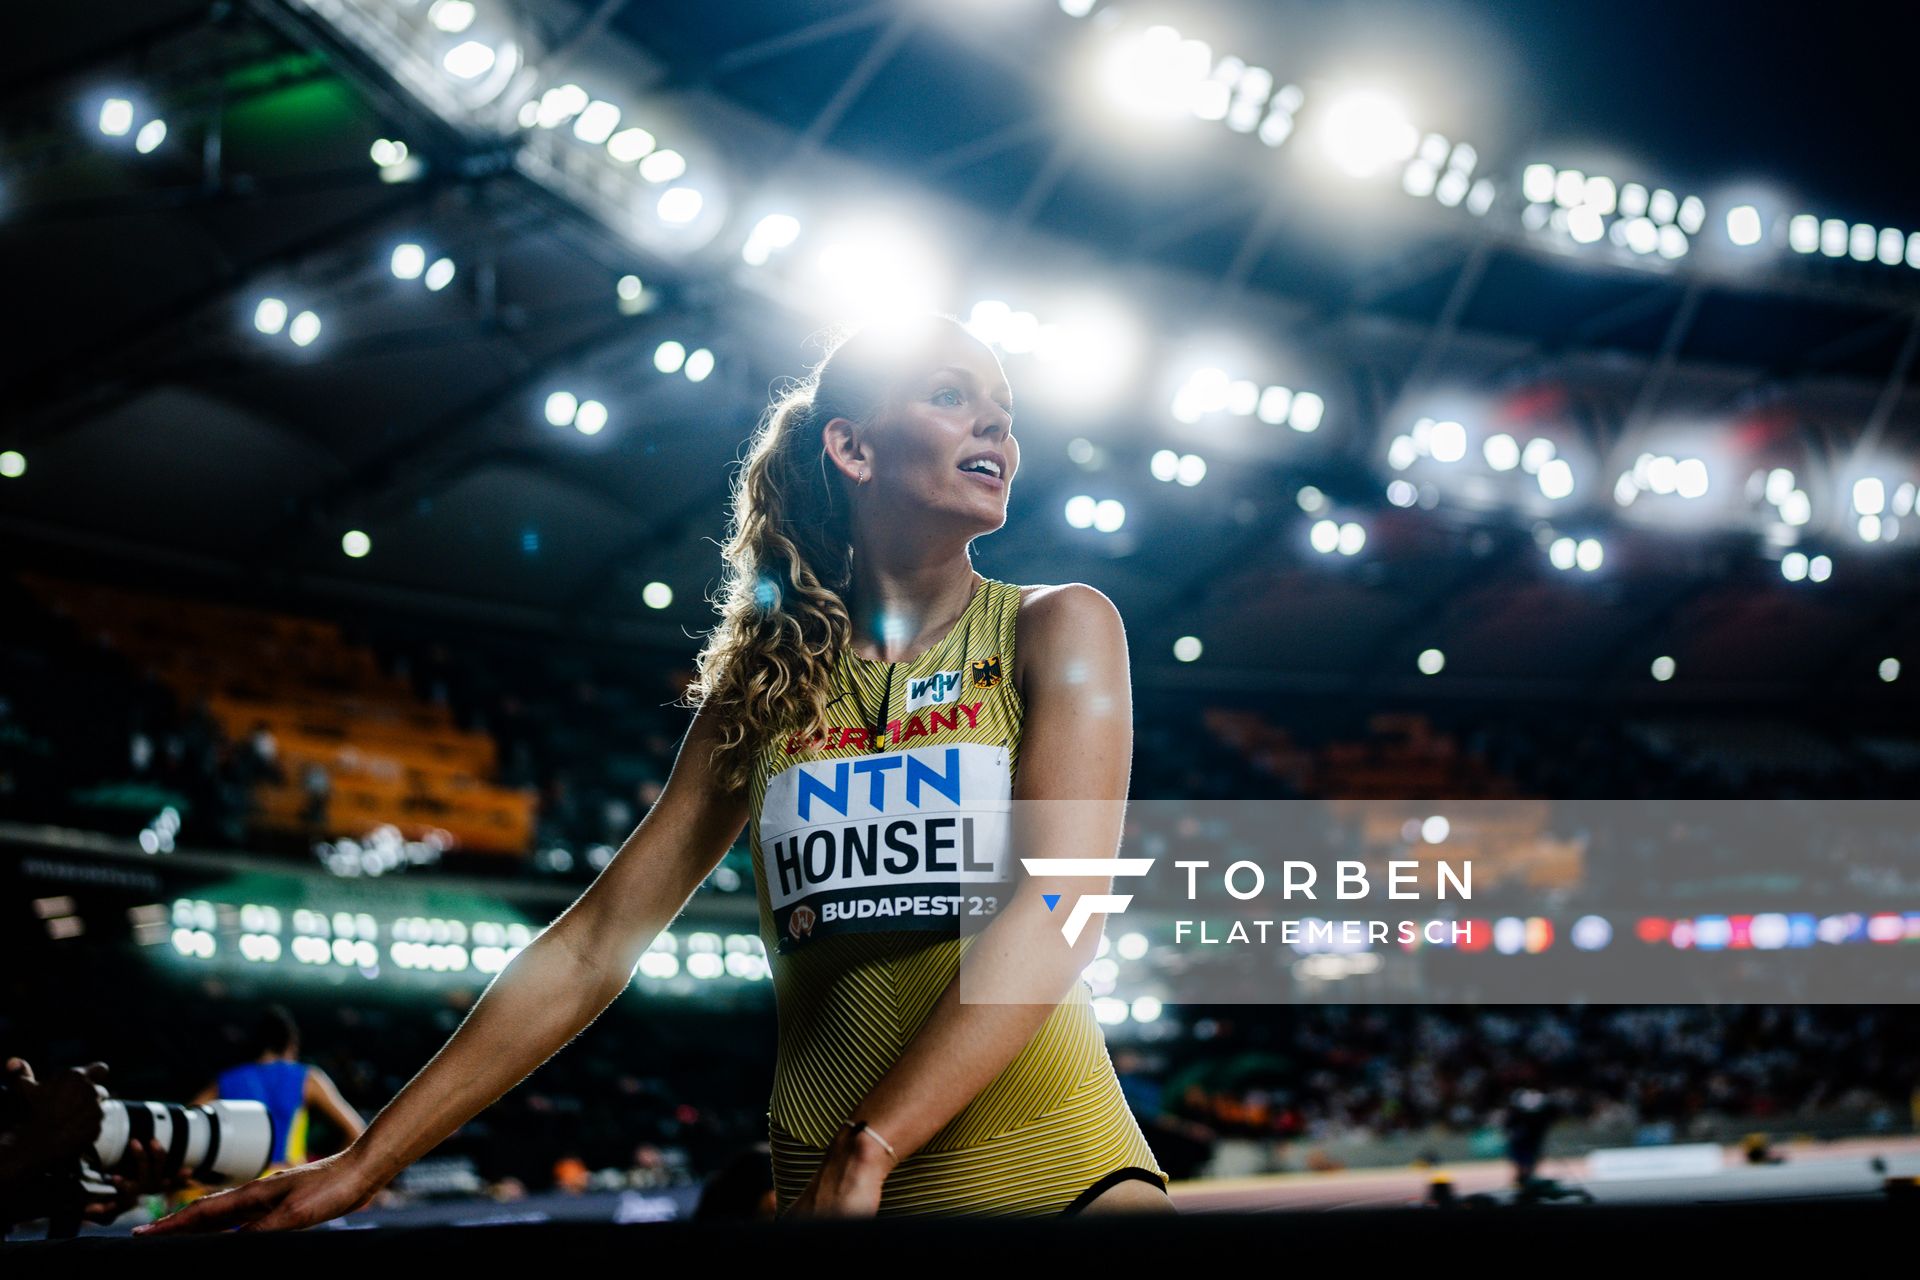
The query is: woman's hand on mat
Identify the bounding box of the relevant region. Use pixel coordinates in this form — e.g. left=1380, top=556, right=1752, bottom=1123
left=132, top=1148, right=383, bottom=1235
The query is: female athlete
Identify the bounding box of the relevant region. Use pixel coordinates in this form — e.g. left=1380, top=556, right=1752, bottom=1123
left=137, top=313, right=1168, bottom=1229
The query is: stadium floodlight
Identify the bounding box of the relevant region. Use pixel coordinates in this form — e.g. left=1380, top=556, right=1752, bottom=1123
left=1150, top=449, right=1179, bottom=482
left=1781, top=551, right=1808, bottom=582
left=1257, top=385, right=1293, bottom=425
left=135, top=119, right=166, bottom=154
left=1176, top=453, right=1206, bottom=486
left=1430, top=420, right=1466, bottom=462
left=642, top=581, right=673, bottom=609
left=544, top=391, right=577, bottom=426
left=1849, top=224, right=1876, bottom=262
left=1568, top=206, right=1605, bottom=244
left=424, top=258, right=455, bottom=291
left=1065, top=495, right=1096, bottom=528
left=1288, top=390, right=1325, bottom=432
left=1549, top=536, right=1577, bottom=570
left=1173, top=636, right=1202, bottom=662
left=1820, top=218, right=1847, bottom=256
left=742, top=213, right=801, bottom=265
left=1854, top=476, right=1886, bottom=515
left=1788, top=214, right=1818, bottom=253
left=253, top=297, right=288, bottom=335
left=1808, top=554, right=1832, bottom=582
left=1387, top=480, right=1416, bottom=507
left=1576, top=538, right=1604, bottom=571
left=1417, top=648, right=1445, bottom=675
left=1337, top=522, right=1366, bottom=555
left=1881, top=658, right=1901, bottom=684
left=607, top=127, right=656, bottom=163
left=1651, top=655, right=1675, bottom=681
left=572, top=100, right=621, bottom=145
left=1297, top=486, right=1326, bottom=513
left=1858, top=514, right=1882, bottom=542
left=1880, top=227, right=1907, bottom=266
left=1100, top=25, right=1212, bottom=120
left=1521, top=437, right=1556, bottom=474
left=370, top=138, right=409, bottom=168
left=0, top=451, right=25, bottom=479
left=573, top=400, right=608, bottom=435
left=442, top=41, right=496, bottom=79
left=1092, top=499, right=1127, bottom=532
left=536, top=84, right=588, bottom=128
left=390, top=244, right=426, bottom=280
left=1727, top=205, right=1763, bottom=246
left=657, top=186, right=703, bottom=224
left=1522, top=164, right=1555, bottom=204
left=1483, top=433, right=1519, bottom=471
left=684, top=348, right=714, bottom=382
left=429, top=0, right=475, bottom=32
left=1060, top=0, right=1095, bottom=14
left=653, top=341, right=686, bottom=374
left=341, top=530, right=372, bottom=558
left=1674, top=457, right=1709, bottom=499
left=1309, top=519, right=1339, bottom=553
left=1388, top=436, right=1419, bottom=470
left=1315, top=89, right=1419, bottom=178
left=1538, top=458, right=1574, bottom=499
left=288, top=310, right=321, bottom=347
left=98, top=98, right=133, bottom=136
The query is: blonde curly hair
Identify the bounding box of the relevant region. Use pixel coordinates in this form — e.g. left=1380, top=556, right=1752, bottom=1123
left=683, top=314, right=972, bottom=792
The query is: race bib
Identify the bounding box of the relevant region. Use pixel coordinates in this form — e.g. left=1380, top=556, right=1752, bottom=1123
left=758, top=742, right=1012, bottom=950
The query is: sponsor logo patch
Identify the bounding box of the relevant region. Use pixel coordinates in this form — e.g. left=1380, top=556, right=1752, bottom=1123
left=906, top=668, right=965, bottom=713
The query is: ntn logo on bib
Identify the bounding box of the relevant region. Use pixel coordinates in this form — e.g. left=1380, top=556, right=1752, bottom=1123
left=758, top=742, right=1012, bottom=915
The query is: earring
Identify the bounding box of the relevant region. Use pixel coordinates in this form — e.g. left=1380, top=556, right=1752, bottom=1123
left=859, top=469, right=870, bottom=484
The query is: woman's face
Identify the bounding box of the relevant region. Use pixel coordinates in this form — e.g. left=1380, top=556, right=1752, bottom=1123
left=830, top=330, right=1019, bottom=535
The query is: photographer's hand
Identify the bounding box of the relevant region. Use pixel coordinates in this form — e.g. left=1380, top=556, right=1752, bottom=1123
left=132, top=1148, right=383, bottom=1235
left=82, top=1138, right=183, bottom=1224
left=1, top=1058, right=108, bottom=1173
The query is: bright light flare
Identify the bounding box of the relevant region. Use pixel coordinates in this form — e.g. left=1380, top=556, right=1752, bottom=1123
left=1315, top=90, right=1419, bottom=178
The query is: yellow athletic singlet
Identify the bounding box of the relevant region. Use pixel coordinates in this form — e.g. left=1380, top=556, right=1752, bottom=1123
left=746, top=575, right=1165, bottom=1215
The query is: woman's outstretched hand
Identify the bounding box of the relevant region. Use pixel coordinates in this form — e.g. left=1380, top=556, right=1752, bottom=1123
left=782, top=1123, right=895, bottom=1218
left=132, top=1149, right=384, bottom=1236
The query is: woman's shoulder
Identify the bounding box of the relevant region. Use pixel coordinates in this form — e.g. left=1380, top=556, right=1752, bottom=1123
left=1013, top=581, right=1123, bottom=625
left=1009, top=582, right=1126, bottom=691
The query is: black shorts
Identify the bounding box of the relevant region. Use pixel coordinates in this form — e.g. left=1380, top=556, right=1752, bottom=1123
left=1061, top=1166, right=1168, bottom=1215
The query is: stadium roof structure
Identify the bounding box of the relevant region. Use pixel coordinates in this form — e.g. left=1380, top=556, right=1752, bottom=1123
left=4, top=0, right=1919, bottom=709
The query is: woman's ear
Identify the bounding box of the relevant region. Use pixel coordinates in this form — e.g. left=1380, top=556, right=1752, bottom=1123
left=821, top=415, right=869, bottom=485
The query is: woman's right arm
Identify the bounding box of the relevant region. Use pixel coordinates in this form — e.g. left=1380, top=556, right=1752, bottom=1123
left=136, top=702, right=749, bottom=1235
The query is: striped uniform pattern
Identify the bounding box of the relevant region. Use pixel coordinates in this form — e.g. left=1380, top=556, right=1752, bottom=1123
left=746, top=575, right=1165, bottom=1215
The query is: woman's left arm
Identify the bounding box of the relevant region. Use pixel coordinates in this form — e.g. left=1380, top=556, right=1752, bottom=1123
left=786, top=583, right=1132, bottom=1215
